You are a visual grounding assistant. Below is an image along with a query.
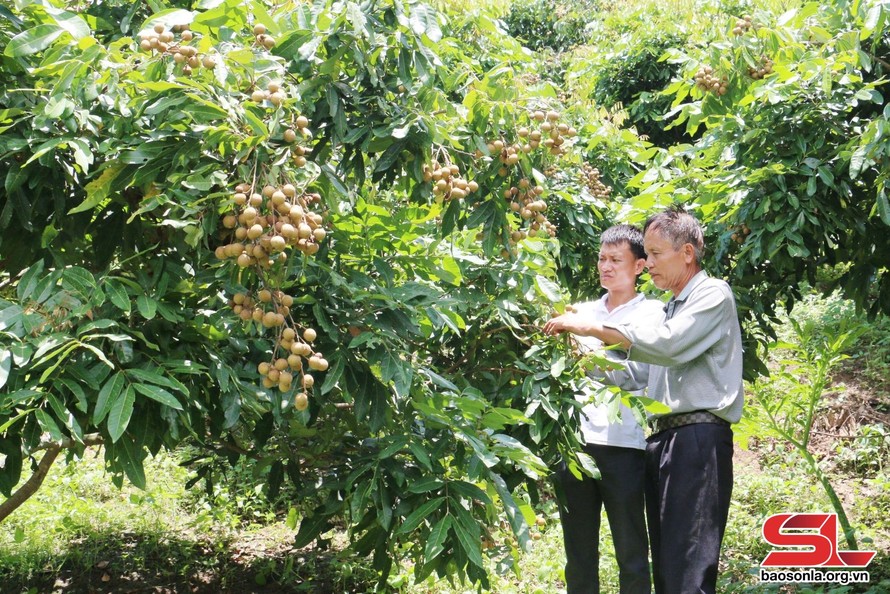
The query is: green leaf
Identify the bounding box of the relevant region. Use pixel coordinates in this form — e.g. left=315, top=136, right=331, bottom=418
left=47, top=392, right=82, bottom=442
left=0, top=305, right=26, bottom=332
left=94, top=372, right=125, bottom=424
left=2, top=390, right=41, bottom=408
left=71, top=163, right=127, bottom=214
left=451, top=508, right=485, bottom=569
left=294, top=513, right=334, bottom=548
left=59, top=378, right=88, bottom=413
left=321, top=164, right=349, bottom=198
left=424, top=515, right=451, bottom=562
left=32, top=335, right=74, bottom=363
left=407, top=476, right=444, bottom=494
left=61, top=267, right=98, bottom=301
left=0, top=408, right=33, bottom=434
left=286, top=507, right=299, bottom=530
left=381, top=350, right=413, bottom=398
left=108, top=384, right=135, bottom=443
left=77, top=343, right=114, bottom=368
left=117, top=436, right=146, bottom=489
left=408, top=439, right=434, bottom=472
left=132, top=383, right=183, bottom=410
left=70, top=138, right=93, bottom=173
left=126, top=367, right=188, bottom=394
left=877, top=187, right=890, bottom=226
left=46, top=6, right=90, bottom=39
left=320, top=354, right=345, bottom=394
left=395, top=497, right=444, bottom=535
left=490, top=472, right=531, bottom=550
left=142, top=9, right=195, bottom=32
left=35, top=409, right=63, bottom=441
left=409, top=4, right=442, bottom=42
left=5, top=24, right=63, bottom=57
left=38, top=341, right=79, bottom=383
left=534, top=275, right=563, bottom=303
left=136, top=295, right=157, bottom=320
left=378, top=436, right=409, bottom=460
left=16, top=261, right=45, bottom=302
left=9, top=343, right=32, bottom=366
left=0, top=348, right=11, bottom=390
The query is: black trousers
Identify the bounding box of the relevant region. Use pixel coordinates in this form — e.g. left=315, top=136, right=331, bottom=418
left=645, top=423, right=734, bottom=594
left=557, top=444, right=651, bottom=594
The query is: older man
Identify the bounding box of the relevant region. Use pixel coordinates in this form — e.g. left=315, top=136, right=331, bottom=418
left=544, top=206, right=743, bottom=594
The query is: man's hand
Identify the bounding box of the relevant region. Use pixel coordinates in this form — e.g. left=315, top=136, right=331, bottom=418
left=542, top=312, right=631, bottom=349
left=543, top=312, right=583, bottom=336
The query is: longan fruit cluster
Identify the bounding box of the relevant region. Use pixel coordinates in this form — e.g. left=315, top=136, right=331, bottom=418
left=228, top=288, right=294, bottom=328
left=226, top=289, right=330, bottom=408
left=530, top=109, right=576, bottom=157
left=137, top=24, right=215, bottom=76
left=423, top=161, right=478, bottom=201
left=481, top=110, right=576, bottom=176
left=251, top=81, right=288, bottom=107
left=748, top=55, right=774, bottom=80
left=252, top=23, right=276, bottom=49
left=216, top=181, right=326, bottom=267
left=732, top=15, right=754, bottom=36
left=730, top=223, right=751, bottom=243
left=505, top=178, right=557, bottom=242
left=258, top=324, right=329, bottom=410
left=488, top=138, right=525, bottom=176
left=580, top=164, right=612, bottom=200
left=282, top=115, right=312, bottom=166
left=694, top=66, right=729, bottom=96
left=463, top=108, right=575, bottom=257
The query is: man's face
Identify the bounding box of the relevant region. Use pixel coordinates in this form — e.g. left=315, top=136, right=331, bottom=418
left=598, top=241, right=645, bottom=292
left=643, top=228, right=692, bottom=293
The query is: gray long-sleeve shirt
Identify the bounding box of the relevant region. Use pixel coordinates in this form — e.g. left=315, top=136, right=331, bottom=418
left=605, top=271, right=744, bottom=423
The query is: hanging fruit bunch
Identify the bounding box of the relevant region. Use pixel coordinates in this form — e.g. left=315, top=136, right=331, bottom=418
left=137, top=23, right=217, bottom=76
left=694, top=66, right=729, bottom=96
left=580, top=163, right=612, bottom=201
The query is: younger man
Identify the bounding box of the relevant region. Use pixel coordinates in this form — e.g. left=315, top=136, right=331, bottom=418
left=557, top=224, right=663, bottom=594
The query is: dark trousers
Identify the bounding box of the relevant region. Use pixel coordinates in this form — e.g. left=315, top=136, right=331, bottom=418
left=645, top=423, right=733, bottom=594
left=557, top=444, right=651, bottom=594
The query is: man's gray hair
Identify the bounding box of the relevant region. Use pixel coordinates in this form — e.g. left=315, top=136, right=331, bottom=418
left=643, top=205, right=704, bottom=264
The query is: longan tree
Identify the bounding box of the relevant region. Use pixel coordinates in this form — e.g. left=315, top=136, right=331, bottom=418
left=0, top=0, right=645, bottom=587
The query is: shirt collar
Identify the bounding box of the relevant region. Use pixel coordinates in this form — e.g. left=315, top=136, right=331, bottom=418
left=674, top=270, right=709, bottom=303
left=601, top=292, right=645, bottom=314
left=663, top=270, right=709, bottom=316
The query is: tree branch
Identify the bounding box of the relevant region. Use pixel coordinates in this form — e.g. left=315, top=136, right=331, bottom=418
left=868, top=52, right=890, bottom=72
left=0, top=445, right=61, bottom=524
left=0, top=435, right=105, bottom=524
left=35, top=433, right=104, bottom=452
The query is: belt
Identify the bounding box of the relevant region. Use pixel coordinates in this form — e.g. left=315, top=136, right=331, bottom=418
left=650, top=410, right=730, bottom=434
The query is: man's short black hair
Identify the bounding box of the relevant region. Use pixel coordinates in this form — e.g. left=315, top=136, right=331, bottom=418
left=601, top=224, right=646, bottom=260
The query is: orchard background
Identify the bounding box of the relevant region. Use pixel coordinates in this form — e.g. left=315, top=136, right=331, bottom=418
left=0, top=0, right=888, bottom=592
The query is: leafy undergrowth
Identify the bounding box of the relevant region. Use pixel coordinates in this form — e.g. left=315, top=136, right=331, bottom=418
left=1, top=438, right=888, bottom=594
left=2, top=298, right=888, bottom=593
